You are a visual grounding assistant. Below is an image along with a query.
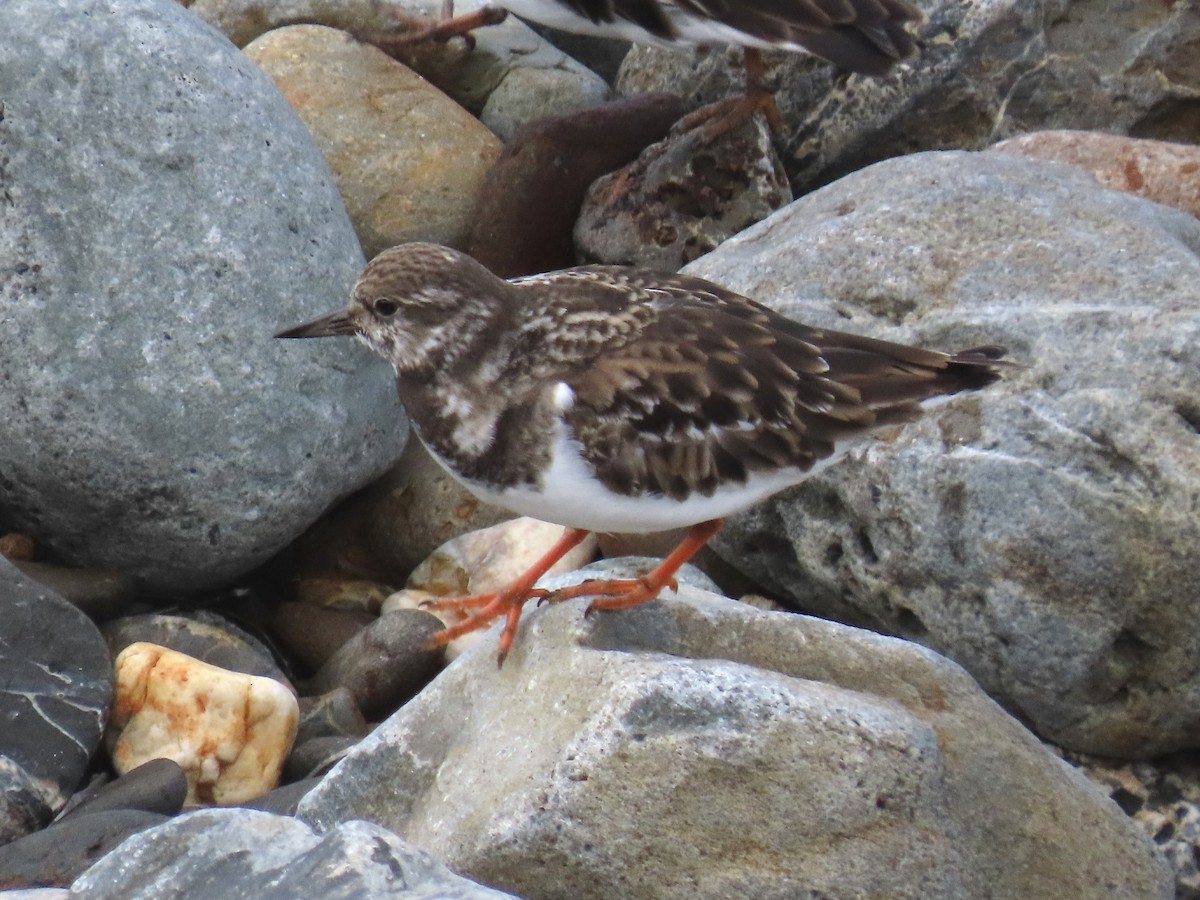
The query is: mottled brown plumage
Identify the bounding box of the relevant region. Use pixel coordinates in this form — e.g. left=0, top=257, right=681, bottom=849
left=277, top=242, right=1006, bottom=663
left=538, top=0, right=921, bottom=75
left=364, top=0, right=922, bottom=145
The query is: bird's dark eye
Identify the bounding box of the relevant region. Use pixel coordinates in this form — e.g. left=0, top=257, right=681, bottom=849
left=373, top=298, right=399, bottom=317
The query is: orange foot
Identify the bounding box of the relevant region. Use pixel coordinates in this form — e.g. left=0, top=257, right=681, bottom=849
left=421, top=527, right=591, bottom=666
left=543, top=519, right=724, bottom=617
left=674, top=49, right=783, bottom=143
left=355, top=4, right=508, bottom=53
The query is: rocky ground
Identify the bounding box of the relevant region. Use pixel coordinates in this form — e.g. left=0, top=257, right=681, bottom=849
left=0, top=0, right=1198, bottom=897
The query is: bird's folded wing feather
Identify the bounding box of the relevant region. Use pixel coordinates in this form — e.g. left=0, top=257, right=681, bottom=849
left=507, top=268, right=995, bottom=501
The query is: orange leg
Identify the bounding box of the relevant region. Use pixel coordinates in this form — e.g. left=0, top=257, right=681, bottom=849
left=355, top=3, right=508, bottom=52
left=422, top=527, right=592, bottom=666
left=675, top=49, right=783, bottom=142
left=544, top=519, right=724, bottom=615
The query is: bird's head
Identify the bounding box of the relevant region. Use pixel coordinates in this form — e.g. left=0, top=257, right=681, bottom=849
left=276, top=243, right=510, bottom=377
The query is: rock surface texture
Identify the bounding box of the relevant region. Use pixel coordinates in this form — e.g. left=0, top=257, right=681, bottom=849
left=69, top=808, right=517, bottom=898
left=683, top=149, right=1200, bottom=759
left=0, top=0, right=406, bottom=592
left=298, top=586, right=1172, bottom=899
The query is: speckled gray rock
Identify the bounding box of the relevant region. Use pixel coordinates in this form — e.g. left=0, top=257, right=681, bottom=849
left=298, top=585, right=1171, bottom=899
left=70, top=809, right=516, bottom=898
left=619, top=0, right=1199, bottom=190
left=0, top=0, right=406, bottom=592
left=682, top=149, right=1200, bottom=759
left=0, top=559, right=111, bottom=843
left=574, top=114, right=792, bottom=270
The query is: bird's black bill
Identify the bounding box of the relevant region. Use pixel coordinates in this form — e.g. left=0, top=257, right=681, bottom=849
left=274, top=309, right=357, bottom=339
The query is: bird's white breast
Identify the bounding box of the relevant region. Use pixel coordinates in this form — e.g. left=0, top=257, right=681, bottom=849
left=419, top=410, right=848, bottom=534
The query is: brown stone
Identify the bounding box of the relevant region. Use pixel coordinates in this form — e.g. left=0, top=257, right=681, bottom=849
left=244, top=24, right=501, bottom=258
left=467, top=93, right=689, bottom=276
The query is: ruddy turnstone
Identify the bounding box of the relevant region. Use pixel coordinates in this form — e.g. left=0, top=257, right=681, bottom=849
left=278, top=243, right=1006, bottom=663
left=370, top=0, right=921, bottom=134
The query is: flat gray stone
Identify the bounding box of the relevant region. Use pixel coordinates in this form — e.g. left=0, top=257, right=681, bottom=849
left=682, top=149, right=1200, bottom=759
left=298, top=586, right=1171, bottom=899
left=70, top=809, right=515, bottom=898
left=0, top=0, right=406, bottom=592
left=0, top=558, right=111, bottom=841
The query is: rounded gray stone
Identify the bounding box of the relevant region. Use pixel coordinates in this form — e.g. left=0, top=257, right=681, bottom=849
left=297, top=588, right=1172, bottom=899
left=70, top=809, right=516, bottom=898
left=0, top=0, right=406, bottom=592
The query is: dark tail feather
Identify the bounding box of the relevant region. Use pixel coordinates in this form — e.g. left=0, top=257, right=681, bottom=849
left=935, top=344, right=1012, bottom=394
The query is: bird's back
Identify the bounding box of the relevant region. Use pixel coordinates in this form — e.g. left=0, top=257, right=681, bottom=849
left=504, top=267, right=1004, bottom=503
left=502, top=0, right=921, bottom=75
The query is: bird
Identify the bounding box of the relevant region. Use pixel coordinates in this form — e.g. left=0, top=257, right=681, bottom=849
left=277, top=242, right=1006, bottom=664
left=364, top=0, right=922, bottom=135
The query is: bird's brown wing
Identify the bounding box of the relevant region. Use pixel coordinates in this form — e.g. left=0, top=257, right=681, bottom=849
left=681, top=0, right=920, bottom=73
left=527, top=268, right=1003, bottom=501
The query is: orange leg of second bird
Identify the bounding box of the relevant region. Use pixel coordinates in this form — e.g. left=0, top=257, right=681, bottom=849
left=676, top=49, right=784, bottom=141
left=423, top=526, right=591, bottom=665
left=358, top=3, right=508, bottom=51
left=543, top=518, right=725, bottom=614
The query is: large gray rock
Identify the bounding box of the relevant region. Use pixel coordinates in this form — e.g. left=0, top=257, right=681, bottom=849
left=619, top=0, right=1198, bottom=190
left=298, top=586, right=1171, bottom=899
left=0, top=0, right=406, bottom=591
left=70, top=809, right=515, bottom=898
left=682, top=149, right=1200, bottom=759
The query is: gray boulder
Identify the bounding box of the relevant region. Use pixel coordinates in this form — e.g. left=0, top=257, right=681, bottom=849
left=683, top=149, right=1200, bottom=759
left=0, top=0, right=406, bottom=591
left=298, top=586, right=1171, bottom=899
left=70, top=809, right=515, bottom=898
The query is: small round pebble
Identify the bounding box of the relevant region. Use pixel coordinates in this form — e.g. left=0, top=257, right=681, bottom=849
left=308, top=610, right=446, bottom=721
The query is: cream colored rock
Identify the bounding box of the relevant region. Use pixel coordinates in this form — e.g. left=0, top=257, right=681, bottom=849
left=382, top=517, right=597, bottom=659
left=111, top=643, right=299, bottom=806
left=244, top=24, right=502, bottom=258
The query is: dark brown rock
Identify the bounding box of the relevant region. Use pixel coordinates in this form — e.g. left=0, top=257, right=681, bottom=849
left=296, top=688, right=369, bottom=745
left=467, top=93, right=688, bottom=277
left=103, top=612, right=290, bottom=686
left=270, top=602, right=375, bottom=674
left=60, top=758, right=187, bottom=821
left=308, top=609, right=445, bottom=721
left=11, top=559, right=135, bottom=621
